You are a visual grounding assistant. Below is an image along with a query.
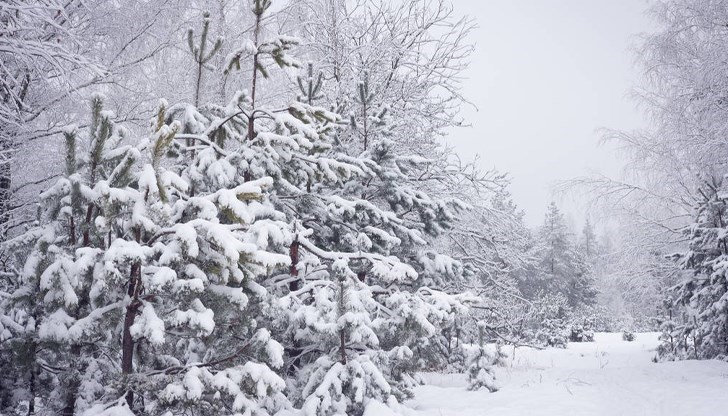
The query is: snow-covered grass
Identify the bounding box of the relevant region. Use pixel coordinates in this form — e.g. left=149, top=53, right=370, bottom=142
left=407, top=332, right=728, bottom=416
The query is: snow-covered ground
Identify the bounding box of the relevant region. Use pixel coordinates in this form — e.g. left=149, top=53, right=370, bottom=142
left=408, top=333, right=728, bottom=416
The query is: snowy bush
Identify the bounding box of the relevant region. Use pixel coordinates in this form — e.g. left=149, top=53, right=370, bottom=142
left=464, top=323, right=499, bottom=392
left=569, top=324, right=595, bottom=343
left=535, top=318, right=568, bottom=348
left=655, top=316, right=685, bottom=361
left=297, top=355, right=393, bottom=416
left=445, top=340, right=468, bottom=373
left=528, top=292, right=570, bottom=348
left=465, top=346, right=499, bottom=392
left=571, top=304, right=620, bottom=333
left=622, top=330, right=636, bottom=342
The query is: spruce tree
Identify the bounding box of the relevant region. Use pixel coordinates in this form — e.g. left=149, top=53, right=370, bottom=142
left=581, top=217, right=599, bottom=260
left=661, top=177, right=728, bottom=360
left=465, top=322, right=499, bottom=392
left=528, top=202, right=596, bottom=309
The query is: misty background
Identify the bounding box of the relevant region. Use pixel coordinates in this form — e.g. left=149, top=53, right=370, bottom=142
left=453, top=0, right=652, bottom=227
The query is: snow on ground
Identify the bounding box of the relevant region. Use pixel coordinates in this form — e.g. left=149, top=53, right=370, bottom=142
left=407, top=333, right=728, bottom=416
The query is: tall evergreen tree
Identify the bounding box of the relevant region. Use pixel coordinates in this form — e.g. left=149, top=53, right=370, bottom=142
left=522, top=202, right=596, bottom=309
left=661, top=177, right=728, bottom=360
left=193, top=2, right=471, bottom=414
left=580, top=217, right=599, bottom=260
left=0, top=87, right=296, bottom=414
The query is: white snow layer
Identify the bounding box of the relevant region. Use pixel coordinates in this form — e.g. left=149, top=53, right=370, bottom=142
left=408, top=332, right=728, bottom=416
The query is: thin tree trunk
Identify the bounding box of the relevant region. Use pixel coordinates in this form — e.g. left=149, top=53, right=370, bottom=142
left=287, top=239, right=302, bottom=373
left=0, top=135, right=13, bottom=240
left=61, top=344, right=82, bottom=416
left=339, top=329, right=347, bottom=364
left=338, top=277, right=347, bottom=364
left=27, top=363, right=35, bottom=416
left=122, top=226, right=143, bottom=409
left=243, top=8, right=263, bottom=184
left=289, top=240, right=300, bottom=291
left=63, top=199, right=93, bottom=414
left=362, top=101, right=368, bottom=151
left=122, top=262, right=141, bottom=409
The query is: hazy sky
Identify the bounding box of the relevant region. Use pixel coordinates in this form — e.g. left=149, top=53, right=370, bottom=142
left=450, top=0, right=652, bottom=227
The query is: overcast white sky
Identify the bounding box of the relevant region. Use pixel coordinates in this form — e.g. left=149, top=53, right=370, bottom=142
left=450, top=0, right=652, bottom=227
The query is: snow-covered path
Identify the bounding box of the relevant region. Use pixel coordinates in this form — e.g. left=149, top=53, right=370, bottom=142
left=408, top=333, right=728, bottom=416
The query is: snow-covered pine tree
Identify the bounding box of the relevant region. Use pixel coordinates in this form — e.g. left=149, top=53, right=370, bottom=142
left=0, top=96, right=140, bottom=415
left=278, top=164, right=469, bottom=413
left=661, top=177, right=728, bottom=360
left=177, top=4, right=395, bottom=414
left=344, top=74, right=471, bottom=365
left=349, top=77, right=474, bottom=378
left=292, top=0, right=518, bottom=374
left=530, top=291, right=569, bottom=348
left=215, top=3, right=472, bottom=413
left=137, top=107, right=292, bottom=416
left=0, top=92, right=294, bottom=415
left=656, top=298, right=680, bottom=360
left=580, top=217, right=599, bottom=261
left=526, top=202, right=596, bottom=309
left=465, top=321, right=499, bottom=392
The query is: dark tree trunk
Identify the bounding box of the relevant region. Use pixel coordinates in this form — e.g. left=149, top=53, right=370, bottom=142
left=61, top=344, right=82, bottom=416
left=122, top=262, right=142, bottom=409
left=27, top=345, right=36, bottom=416
left=289, top=240, right=300, bottom=291
left=339, top=329, right=347, bottom=364
left=0, top=135, right=12, bottom=240
left=287, top=240, right=302, bottom=373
